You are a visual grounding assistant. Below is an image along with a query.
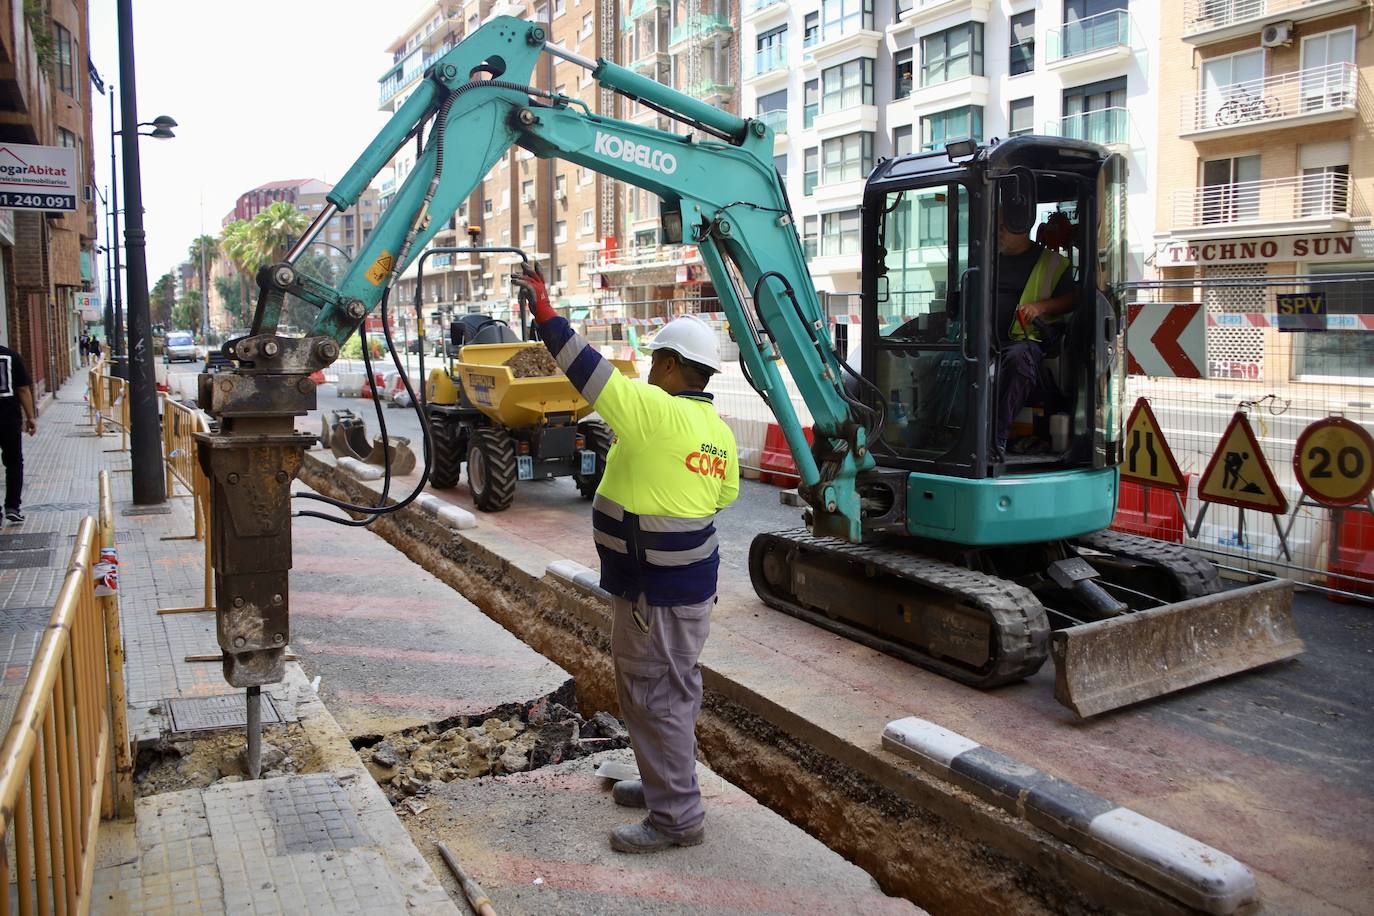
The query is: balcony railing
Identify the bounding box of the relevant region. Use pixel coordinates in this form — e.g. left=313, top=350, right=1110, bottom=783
left=1050, top=107, right=1130, bottom=146
left=759, top=109, right=789, bottom=134
left=684, top=78, right=737, bottom=99
left=596, top=242, right=701, bottom=271
left=1179, top=62, right=1359, bottom=134
left=1182, top=0, right=1351, bottom=36
left=753, top=45, right=788, bottom=77
left=748, top=0, right=785, bottom=11
left=670, top=13, right=732, bottom=46
left=1047, top=9, right=1131, bottom=62
left=1172, top=172, right=1359, bottom=228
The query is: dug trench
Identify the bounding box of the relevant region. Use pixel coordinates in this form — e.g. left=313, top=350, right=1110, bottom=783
left=301, top=455, right=1195, bottom=916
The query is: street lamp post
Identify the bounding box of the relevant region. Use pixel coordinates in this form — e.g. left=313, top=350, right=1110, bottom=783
left=116, top=0, right=173, bottom=506
left=107, top=87, right=125, bottom=377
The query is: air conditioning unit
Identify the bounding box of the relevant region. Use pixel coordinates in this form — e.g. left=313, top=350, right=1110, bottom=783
left=522, top=192, right=535, bottom=203
left=1261, top=21, right=1293, bottom=47
left=555, top=189, right=567, bottom=201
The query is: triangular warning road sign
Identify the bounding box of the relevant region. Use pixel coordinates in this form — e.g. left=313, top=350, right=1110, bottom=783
left=1198, top=412, right=1288, bottom=514
left=1121, top=398, right=1185, bottom=491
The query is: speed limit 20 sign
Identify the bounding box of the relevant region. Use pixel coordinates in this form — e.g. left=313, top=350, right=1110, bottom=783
left=1293, top=417, right=1374, bottom=508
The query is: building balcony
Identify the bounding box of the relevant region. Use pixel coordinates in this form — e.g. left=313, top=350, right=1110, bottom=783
left=904, top=74, right=990, bottom=113
left=806, top=27, right=883, bottom=69
left=814, top=104, right=880, bottom=139
left=1048, top=107, right=1131, bottom=150
left=758, top=109, right=789, bottom=135
left=1182, top=0, right=1369, bottom=46
left=1046, top=10, right=1132, bottom=75
left=747, top=46, right=790, bottom=87
left=683, top=78, right=737, bottom=104
left=594, top=243, right=702, bottom=286
left=896, top=0, right=991, bottom=30
left=743, top=0, right=789, bottom=27
left=629, top=49, right=670, bottom=75
left=669, top=13, right=732, bottom=49
left=621, top=0, right=669, bottom=29
left=1170, top=172, right=1364, bottom=237
left=1179, top=62, right=1361, bottom=139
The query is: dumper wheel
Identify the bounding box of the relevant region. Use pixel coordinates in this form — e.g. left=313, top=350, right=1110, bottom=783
left=429, top=418, right=466, bottom=490
left=467, top=427, right=517, bottom=511
left=574, top=420, right=613, bottom=499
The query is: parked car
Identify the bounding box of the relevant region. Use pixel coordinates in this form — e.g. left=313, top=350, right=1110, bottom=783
left=165, top=332, right=198, bottom=363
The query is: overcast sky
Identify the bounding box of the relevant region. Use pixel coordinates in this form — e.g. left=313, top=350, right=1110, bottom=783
left=89, top=1, right=399, bottom=285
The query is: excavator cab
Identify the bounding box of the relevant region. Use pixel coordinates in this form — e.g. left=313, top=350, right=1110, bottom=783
left=859, top=137, right=1128, bottom=546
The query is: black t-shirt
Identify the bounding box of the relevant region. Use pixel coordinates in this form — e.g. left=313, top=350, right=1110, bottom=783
left=995, top=244, right=1074, bottom=344
left=0, top=345, right=32, bottom=425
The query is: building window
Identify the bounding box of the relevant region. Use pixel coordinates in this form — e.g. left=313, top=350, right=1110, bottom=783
left=1008, top=98, right=1034, bottom=137
left=803, top=79, right=819, bottom=129
left=921, top=22, right=983, bottom=86
left=579, top=168, right=593, bottom=186
left=821, top=58, right=874, bottom=113
left=756, top=25, right=787, bottom=74
left=774, top=154, right=788, bottom=182
left=921, top=106, right=982, bottom=150
left=893, top=125, right=913, bottom=157
left=821, top=209, right=861, bottom=257
left=555, top=174, right=567, bottom=199
left=581, top=12, right=593, bottom=38
left=894, top=48, right=913, bottom=98
left=483, top=198, right=493, bottom=216
left=55, top=24, right=76, bottom=98
left=555, top=219, right=568, bottom=242
left=579, top=209, right=594, bottom=235
left=521, top=179, right=535, bottom=203
left=1301, top=164, right=1350, bottom=216
left=521, top=223, right=535, bottom=246
left=757, top=88, right=788, bottom=134
left=553, top=0, right=565, bottom=16
left=1063, top=76, right=1126, bottom=144
left=821, top=0, right=874, bottom=39
left=821, top=132, right=874, bottom=185
left=57, top=128, right=77, bottom=148
left=803, top=215, right=819, bottom=259
left=804, top=12, right=819, bottom=47
left=1199, top=155, right=1260, bottom=224
left=1293, top=264, right=1374, bottom=380
left=803, top=147, right=819, bottom=195
left=1009, top=11, right=1034, bottom=76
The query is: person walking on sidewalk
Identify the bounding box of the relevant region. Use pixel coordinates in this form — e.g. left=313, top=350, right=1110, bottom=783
left=514, top=263, right=739, bottom=855
left=0, top=344, right=37, bottom=525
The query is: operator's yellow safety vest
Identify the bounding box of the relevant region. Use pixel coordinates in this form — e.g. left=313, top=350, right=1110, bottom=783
left=537, top=315, right=739, bottom=606
left=1009, top=248, right=1070, bottom=343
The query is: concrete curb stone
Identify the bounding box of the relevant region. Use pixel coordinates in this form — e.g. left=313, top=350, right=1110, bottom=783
left=882, top=716, right=1257, bottom=916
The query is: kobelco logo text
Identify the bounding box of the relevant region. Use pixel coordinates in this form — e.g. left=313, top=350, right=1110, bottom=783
left=593, top=132, right=677, bottom=175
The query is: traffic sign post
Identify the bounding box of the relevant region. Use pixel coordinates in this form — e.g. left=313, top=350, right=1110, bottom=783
left=1121, top=398, right=1185, bottom=491
left=1192, top=411, right=1290, bottom=556
left=1292, top=417, right=1374, bottom=509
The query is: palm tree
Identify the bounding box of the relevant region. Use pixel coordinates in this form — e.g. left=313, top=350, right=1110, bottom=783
left=248, top=201, right=309, bottom=265
left=219, top=220, right=259, bottom=332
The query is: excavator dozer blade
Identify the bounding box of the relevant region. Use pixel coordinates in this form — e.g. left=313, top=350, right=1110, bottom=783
left=1051, top=579, right=1301, bottom=718
left=364, top=435, right=417, bottom=476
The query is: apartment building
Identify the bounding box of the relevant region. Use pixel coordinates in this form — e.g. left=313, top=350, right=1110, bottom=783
left=381, top=0, right=619, bottom=326
left=740, top=0, right=1158, bottom=300
left=1154, top=0, right=1372, bottom=384
left=595, top=0, right=741, bottom=317
left=0, top=0, right=99, bottom=396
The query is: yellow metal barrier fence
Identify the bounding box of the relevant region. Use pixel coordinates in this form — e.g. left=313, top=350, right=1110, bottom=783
left=0, top=470, right=131, bottom=915
left=157, top=396, right=215, bottom=616
left=93, top=371, right=129, bottom=452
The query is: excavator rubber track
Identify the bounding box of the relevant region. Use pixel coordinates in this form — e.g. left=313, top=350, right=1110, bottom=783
left=750, top=529, right=1051, bottom=688
left=1072, top=529, right=1222, bottom=600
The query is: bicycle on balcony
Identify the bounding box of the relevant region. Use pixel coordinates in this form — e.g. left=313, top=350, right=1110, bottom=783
left=1214, top=89, right=1282, bottom=127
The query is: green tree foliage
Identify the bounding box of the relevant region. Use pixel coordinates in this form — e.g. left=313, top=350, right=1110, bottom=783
left=150, top=273, right=177, bottom=328
left=214, top=275, right=249, bottom=329
left=172, top=290, right=200, bottom=332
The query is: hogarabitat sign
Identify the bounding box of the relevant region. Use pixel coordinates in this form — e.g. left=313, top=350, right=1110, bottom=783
left=0, top=143, right=78, bottom=212
left=1155, top=231, right=1369, bottom=267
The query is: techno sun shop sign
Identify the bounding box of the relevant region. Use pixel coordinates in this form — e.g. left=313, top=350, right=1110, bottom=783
left=0, top=143, right=79, bottom=212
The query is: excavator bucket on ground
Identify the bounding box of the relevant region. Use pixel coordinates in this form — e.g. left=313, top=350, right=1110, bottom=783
left=363, top=435, right=417, bottom=476
left=321, top=409, right=417, bottom=476
left=1051, top=579, right=1302, bottom=717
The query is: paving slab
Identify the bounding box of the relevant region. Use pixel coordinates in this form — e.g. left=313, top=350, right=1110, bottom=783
left=408, top=748, right=922, bottom=916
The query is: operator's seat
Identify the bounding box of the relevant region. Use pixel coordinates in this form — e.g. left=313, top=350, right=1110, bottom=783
left=451, top=314, right=519, bottom=348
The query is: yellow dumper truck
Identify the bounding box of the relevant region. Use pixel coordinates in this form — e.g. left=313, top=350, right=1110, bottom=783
left=425, top=314, right=635, bottom=511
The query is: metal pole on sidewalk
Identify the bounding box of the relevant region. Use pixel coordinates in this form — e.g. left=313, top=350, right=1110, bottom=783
left=117, top=0, right=166, bottom=505
left=108, top=89, right=126, bottom=377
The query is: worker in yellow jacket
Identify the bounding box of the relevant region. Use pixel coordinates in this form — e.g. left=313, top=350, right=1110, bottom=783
left=515, top=263, right=738, bottom=854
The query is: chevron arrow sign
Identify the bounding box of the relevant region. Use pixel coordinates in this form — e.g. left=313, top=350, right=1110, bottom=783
left=1126, top=303, right=1206, bottom=378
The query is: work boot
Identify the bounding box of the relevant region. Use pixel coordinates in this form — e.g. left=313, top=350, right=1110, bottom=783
left=609, top=817, right=704, bottom=854
left=611, top=779, right=645, bottom=808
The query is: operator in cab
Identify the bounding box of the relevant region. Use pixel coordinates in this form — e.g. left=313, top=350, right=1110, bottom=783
left=513, top=263, right=739, bottom=855
left=995, top=208, right=1075, bottom=455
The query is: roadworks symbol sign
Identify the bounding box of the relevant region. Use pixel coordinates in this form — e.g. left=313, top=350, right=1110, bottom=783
left=1122, top=398, right=1185, bottom=491
left=1198, top=412, right=1288, bottom=514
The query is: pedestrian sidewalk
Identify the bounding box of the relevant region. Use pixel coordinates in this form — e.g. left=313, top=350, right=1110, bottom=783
left=0, top=374, right=457, bottom=914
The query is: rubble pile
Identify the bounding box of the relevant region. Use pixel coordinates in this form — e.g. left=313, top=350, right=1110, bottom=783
left=503, top=346, right=560, bottom=378
left=366, top=701, right=629, bottom=805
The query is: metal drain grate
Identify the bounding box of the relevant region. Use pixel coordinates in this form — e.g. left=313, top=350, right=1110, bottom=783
left=166, top=694, right=282, bottom=734
left=0, top=551, right=53, bottom=570
left=0, top=533, right=57, bottom=551
left=21, top=503, right=93, bottom=513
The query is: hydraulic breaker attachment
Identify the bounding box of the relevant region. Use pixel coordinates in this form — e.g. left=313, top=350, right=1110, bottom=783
left=1051, top=579, right=1301, bottom=717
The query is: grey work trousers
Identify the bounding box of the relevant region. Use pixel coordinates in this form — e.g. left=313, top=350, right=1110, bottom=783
left=611, top=593, right=713, bottom=838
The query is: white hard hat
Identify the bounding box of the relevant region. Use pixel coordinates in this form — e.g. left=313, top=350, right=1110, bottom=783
left=644, top=314, right=722, bottom=373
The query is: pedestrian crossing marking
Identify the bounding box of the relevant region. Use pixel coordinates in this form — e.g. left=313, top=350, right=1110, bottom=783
left=1198, top=412, right=1288, bottom=514
left=1121, top=398, right=1185, bottom=491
